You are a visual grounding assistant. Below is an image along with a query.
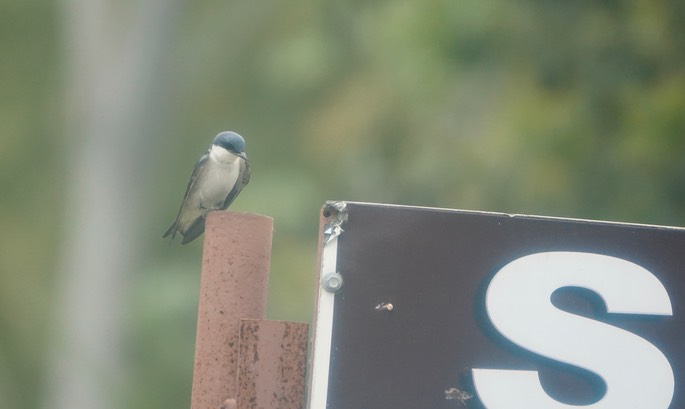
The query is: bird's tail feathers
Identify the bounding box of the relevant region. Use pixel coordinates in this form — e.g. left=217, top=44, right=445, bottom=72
left=163, top=221, right=178, bottom=240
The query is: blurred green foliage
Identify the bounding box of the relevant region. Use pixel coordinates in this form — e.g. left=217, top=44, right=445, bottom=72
left=1, top=0, right=684, bottom=408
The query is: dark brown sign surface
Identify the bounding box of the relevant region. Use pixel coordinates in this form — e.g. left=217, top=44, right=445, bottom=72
left=309, top=202, right=685, bottom=409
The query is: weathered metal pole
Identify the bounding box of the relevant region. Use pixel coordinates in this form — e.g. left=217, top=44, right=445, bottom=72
left=236, top=319, right=309, bottom=409
left=190, top=211, right=273, bottom=409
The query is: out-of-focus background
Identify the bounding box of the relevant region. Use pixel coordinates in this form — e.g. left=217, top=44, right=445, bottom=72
left=1, top=1, right=684, bottom=408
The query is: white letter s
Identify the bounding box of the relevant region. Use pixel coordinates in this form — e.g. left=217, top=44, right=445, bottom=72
left=473, top=252, right=674, bottom=409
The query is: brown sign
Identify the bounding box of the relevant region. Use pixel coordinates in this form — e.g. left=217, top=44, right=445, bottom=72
left=308, top=202, right=685, bottom=409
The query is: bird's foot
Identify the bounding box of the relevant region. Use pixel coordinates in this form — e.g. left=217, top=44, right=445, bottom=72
left=198, top=203, right=223, bottom=214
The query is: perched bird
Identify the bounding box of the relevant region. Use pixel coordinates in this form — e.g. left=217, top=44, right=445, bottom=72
left=164, top=131, right=251, bottom=244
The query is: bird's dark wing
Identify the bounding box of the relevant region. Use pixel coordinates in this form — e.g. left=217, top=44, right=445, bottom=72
left=221, top=156, right=250, bottom=209
left=163, top=151, right=210, bottom=239
left=180, top=217, right=206, bottom=244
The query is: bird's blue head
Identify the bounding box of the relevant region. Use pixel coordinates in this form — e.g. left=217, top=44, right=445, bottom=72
left=213, top=131, right=246, bottom=155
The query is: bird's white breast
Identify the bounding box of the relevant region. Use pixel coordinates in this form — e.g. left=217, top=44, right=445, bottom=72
left=199, top=146, right=241, bottom=207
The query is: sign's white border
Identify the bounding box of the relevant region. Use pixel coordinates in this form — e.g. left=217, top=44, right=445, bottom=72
left=308, top=235, right=338, bottom=409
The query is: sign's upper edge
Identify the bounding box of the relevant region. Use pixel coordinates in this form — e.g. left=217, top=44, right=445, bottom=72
left=323, top=200, right=685, bottom=232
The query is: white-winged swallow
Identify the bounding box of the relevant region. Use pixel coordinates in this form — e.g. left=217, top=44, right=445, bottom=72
left=164, top=131, right=250, bottom=244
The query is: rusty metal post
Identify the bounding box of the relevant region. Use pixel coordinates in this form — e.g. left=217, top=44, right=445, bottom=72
left=190, top=211, right=273, bottom=409
left=236, top=320, right=309, bottom=409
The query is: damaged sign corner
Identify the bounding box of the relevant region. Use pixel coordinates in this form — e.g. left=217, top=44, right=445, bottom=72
left=322, top=201, right=348, bottom=244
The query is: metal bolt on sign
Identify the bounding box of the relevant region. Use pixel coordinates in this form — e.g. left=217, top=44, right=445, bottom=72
left=322, top=272, right=343, bottom=293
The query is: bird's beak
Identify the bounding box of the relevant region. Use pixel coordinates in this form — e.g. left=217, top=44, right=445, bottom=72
left=238, top=152, right=247, bottom=160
